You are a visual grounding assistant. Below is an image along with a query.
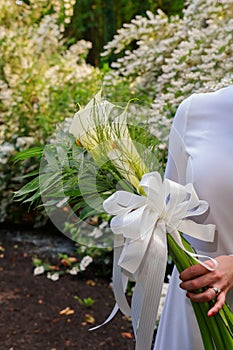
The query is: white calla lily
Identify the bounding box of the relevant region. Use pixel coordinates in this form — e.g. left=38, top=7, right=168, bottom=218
left=69, top=91, right=148, bottom=189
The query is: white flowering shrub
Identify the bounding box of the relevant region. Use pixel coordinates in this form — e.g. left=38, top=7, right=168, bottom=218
left=103, top=0, right=233, bottom=140
left=0, top=0, right=101, bottom=223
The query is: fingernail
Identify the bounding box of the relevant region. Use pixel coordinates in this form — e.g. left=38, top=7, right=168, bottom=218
left=208, top=311, right=214, bottom=317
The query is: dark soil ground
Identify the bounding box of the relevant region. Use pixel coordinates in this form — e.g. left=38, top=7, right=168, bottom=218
left=0, top=227, right=137, bottom=350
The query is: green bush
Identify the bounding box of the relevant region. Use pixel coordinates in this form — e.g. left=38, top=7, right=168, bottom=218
left=0, top=0, right=101, bottom=223
left=102, top=0, right=233, bottom=141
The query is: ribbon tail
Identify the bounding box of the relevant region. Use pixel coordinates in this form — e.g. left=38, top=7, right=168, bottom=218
left=185, top=251, right=218, bottom=271
left=89, top=235, right=131, bottom=332
left=89, top=303, right=119, bottom=331
left=171, top=229, right=218, bottom=271
left=131, top=221, right=168, bottom=350
left=112, top=238, right=131, bottom=317
left=178, top=220, right=215, bottom=242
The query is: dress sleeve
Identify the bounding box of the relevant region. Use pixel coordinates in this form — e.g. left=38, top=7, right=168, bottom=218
left=165, top=95, right=193, bottom=185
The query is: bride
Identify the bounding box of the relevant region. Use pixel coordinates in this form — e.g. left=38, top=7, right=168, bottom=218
left=154, top=85, right=233, bottom=349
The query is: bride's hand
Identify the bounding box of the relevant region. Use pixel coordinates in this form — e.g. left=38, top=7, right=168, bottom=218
left=179, top=255, right=233, bottom=317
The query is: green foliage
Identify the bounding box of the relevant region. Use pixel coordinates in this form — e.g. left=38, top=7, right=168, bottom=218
left=13, top=128, right=117, bottom=236
left=0, top=0, right=101, bottom=141
left=157, top=0, right=185, bottom=16
left=0, top=0, right=101, bottom=223
left=74, top=295, right=95, bottom=307
left=67, top=0, right=185, bottom=66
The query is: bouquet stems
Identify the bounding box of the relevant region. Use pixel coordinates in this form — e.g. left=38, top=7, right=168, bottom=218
left=167, top=233, right=233, bottom=349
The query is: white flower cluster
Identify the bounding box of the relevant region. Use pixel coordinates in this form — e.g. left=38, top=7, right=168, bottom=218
left=31, top=14, right=63, bottom=54
left=15, top=0, right=76, bottom=29
left=63, top=0, right=76, bottom=24
left=47, top=272, right=60, bottom=281
left=33, top=266, right=45, bottom=276
left=88, top=220, right=108, bottom=239
left=103, top=0, right=233, bottom=141
left=79, top=255, right=93, bottom=271
left=33, top=254, right=94, bottom=281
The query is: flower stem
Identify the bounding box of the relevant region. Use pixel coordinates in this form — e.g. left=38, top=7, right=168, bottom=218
left=167, top=233, right=233, bottom=349
left=221, top=303, right=233, bottom=333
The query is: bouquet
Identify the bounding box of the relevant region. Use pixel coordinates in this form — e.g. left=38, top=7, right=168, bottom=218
left=14, top=91, right=233, bottom=350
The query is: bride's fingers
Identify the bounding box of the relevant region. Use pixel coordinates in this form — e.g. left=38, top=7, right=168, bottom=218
left=180, top=273, right=219, bottom=291
left=208, top=292, right=226, bottom=317
left=186, top=287, right=220, bottom=303
left=186, top=288, right=226, bottom=317
left=180, top=263, right=211, bottom=281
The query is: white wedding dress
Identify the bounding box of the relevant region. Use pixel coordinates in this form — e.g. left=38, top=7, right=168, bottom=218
left=154, top=85, right=233, bottom=350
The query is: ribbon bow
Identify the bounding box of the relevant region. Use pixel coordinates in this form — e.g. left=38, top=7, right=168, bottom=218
left=92, top=171, right=216, bottom=350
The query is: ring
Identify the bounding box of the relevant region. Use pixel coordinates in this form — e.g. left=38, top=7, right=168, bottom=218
left=212, top=287, right=221, bottom=297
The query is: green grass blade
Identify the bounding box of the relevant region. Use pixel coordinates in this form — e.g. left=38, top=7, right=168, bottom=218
left=13, top=147, right=43, bottom=162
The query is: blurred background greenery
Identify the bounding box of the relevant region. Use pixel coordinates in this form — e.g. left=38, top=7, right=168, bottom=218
left=66, top=0, right=185, bottom=65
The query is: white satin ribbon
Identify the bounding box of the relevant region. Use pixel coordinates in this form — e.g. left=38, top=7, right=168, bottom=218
left=91, top=171, right=216, bottom=350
